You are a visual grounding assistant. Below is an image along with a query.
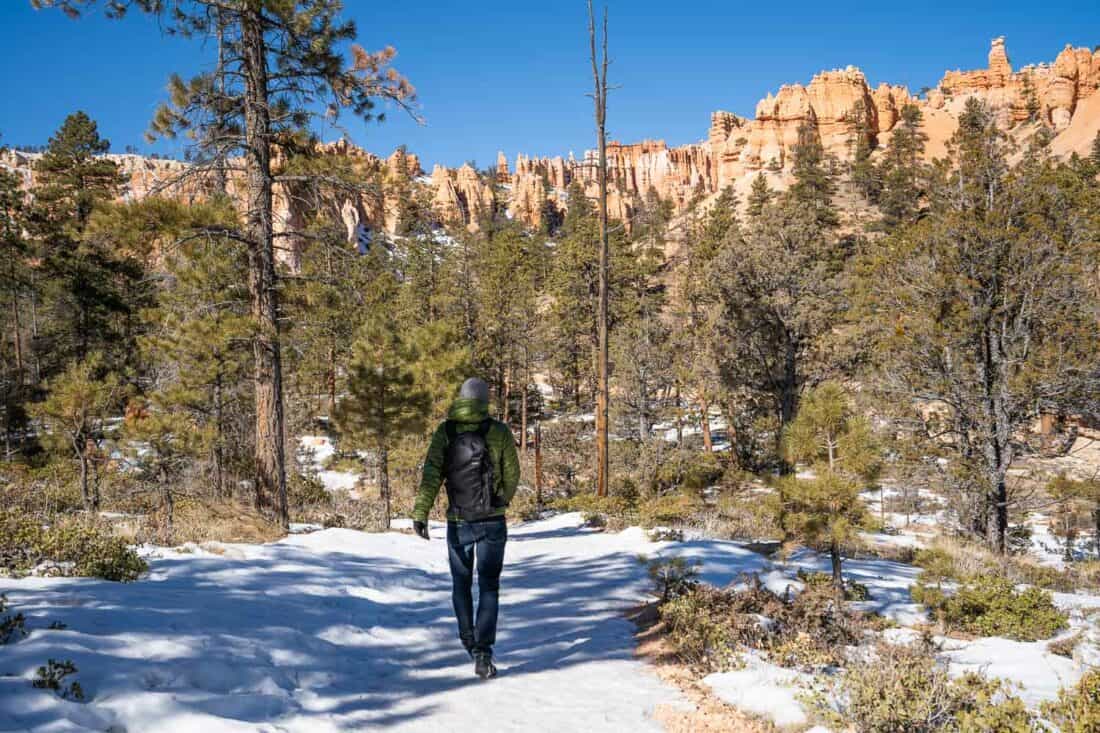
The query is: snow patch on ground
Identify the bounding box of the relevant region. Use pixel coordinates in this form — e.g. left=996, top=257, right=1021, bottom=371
left=704, top=654, right=814, bottom=728
left=939, top=636, right=1082, bottom=707
left=0, top=513, right=690, bottom=732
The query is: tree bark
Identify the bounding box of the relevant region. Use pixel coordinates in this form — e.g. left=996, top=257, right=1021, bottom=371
left=74, top=434, right=90, bottom=512
left=700, top=397, right=713, bottom=453
left=241, top=7, right=289, bottom=529
left=534, top=420, right=543, bottom=509
left=589, top=0, right=610, bottom=498
left=830, top=541, right=844, bottom=598
left=520, top=351, right=529, bottom=454
left=380, top=445, right=391, bottom=531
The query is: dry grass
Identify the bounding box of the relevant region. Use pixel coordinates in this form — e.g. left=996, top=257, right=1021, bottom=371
left=112, top=496, right=286, bottom=546
left=629, top=602, right=777, bottom=733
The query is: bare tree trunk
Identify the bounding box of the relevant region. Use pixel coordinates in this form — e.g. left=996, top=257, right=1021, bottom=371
left=700, top=397, right=713, bottom=453
left=520, top=350, right=529, bottom=454
left=74, top=435, right=90, bottom=512
left=675, top=383, right=684, bottom=448
left=241, top=7, right=288, bottom=529
left=830, top=541, right=844, bottom=599
left=214, top=375, right=226, bottom=496
left=29, top=270, right=40, bottom=386
left=380, top=446, right=391, bottom=531
left=10, top=264, right=23, bottom=380
left=1093, top=507, right=1100, bottom=558
left=534, top=420, right=543, bottom=510
left=589, top=0, right=610, bottom=498
left=503, top=364, right=511, bottom=423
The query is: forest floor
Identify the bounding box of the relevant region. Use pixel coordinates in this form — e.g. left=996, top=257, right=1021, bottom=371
left=0, top=512, right=1095, bottom=732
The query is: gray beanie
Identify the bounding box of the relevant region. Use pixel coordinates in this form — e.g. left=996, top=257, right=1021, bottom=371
left=459, top=377, right=490, bottom=403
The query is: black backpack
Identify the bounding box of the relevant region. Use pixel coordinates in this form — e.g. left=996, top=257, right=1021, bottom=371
left=444, top=419, right=499, bottom=521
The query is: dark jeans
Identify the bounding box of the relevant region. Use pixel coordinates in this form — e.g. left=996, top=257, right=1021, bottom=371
left=446, top=517, right=507, bottom=655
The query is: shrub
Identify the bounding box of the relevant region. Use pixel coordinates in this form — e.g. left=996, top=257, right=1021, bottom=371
left=551, top=493, right=630, bottom=518
left=913, top=574, right=1067, bottom=641
left=815, top=641, right=1033, bottom=733
left=659, top=585, right=749, bottom=672
left=660, top=574, right=867, bottom=673
left=708, top=489, right=782, bottom=541
left=0, top=595, right=26, bottom=644
left=32, top=659, right=84, bottom=701
left=652, top=449, right=725, bottom=494
left=796, top=570, right=870, bottom=601
left=1042, top=669, right=1100, bottom=733
left=1049, top=632, right=1082, bottom=659
left=287, top=471, right=330, bottom=510
left=913, top=536, right=1089, bottom=593
left=0, top=510, right=146, bottom=582
left=645, top=556, right=700, bottom=603
left=508, top=488, right=543, bottom=521
left=638, top=492, right=701, bottom=528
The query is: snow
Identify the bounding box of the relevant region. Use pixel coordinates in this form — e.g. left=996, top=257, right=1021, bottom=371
left=938, top=636, right=1082, bottom=706
left=704, top=654, right=814, bottom=728
left=2, top=508, right=1097, bottom=731
left=316, top=470, right=360, bottom=493
left=785, top=549, right=927, bottom=626
left=0, top=513, right=691, bottom=732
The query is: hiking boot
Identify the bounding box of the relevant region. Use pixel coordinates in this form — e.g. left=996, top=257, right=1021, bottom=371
left=461, top=638, right=475, bottom=660
left=474, top=652, right=497, bottom=679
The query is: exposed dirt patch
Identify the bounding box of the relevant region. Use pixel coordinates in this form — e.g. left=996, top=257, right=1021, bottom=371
left=628, top=602, right=776, bottom=733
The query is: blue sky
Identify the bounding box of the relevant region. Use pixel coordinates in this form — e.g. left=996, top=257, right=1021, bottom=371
left=1, top=1, right=1097, bottom=169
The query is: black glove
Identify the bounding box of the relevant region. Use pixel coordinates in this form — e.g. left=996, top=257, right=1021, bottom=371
left=413, top=520, right=429, bottom=540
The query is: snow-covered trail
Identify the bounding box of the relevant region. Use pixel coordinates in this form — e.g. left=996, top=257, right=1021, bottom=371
left=0, top=513, right=765, bottom=733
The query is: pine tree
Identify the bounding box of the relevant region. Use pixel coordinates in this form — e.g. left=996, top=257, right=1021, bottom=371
left=28, top=355, right=120, bottom=511
left=675, top=187, right=737, bottom=450
left=846, top=99, right=879, bottom=201
left=0, top=167, right=31, bottom=457
left=746, top=172, right=772, bottom=220
left=711, top=187, right=848, bottom=468
left=37, top=0, right=418, bottom=529
left=1091, top=130, right=1100, bottom=169
left=26, top=113, right=142, bottom=369
left=788, top=120, right=838, bottom=228
left=780, top=382, right=880, bottom=596
left=140, top=216, right=253, bottom=498
left=124, top=406, right=209, bottom=542
left=862, top=98, right=1100, bottom=553
left=334, top=316, right=430, bottom=530
left=876, top=104, right=929, bottom=230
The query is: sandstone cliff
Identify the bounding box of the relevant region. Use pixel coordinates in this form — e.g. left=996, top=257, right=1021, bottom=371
left=5, top=38, right=1099, bottom=247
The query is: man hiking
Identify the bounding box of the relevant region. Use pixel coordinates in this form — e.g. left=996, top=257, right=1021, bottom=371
left=413, top=377, right=520, bottom=679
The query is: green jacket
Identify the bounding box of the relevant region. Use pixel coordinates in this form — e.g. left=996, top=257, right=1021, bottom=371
left=413, top=398, right=520, bottom=522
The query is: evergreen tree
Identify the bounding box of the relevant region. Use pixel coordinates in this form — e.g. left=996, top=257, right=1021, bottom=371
left=712, top=187, right=848, bottom=468
left=780, top=382, right=879, bottom=595
left=746, top=172, right=773, bottom=220
left=29, top=355, right=120, bottom=511
left=614, top=187, right=672, bottom=441
left=674, top=187, right=737, bottom=450
left=140, top=216, right=253, bottom=498
left=26, top=113, right=143, bottom=369
left=861, top=98, right=1100, bottom=553
left=0, top=167, right=30, bottom=456
left=1091, top=130, right=1100, bottom=169
left=876, top=104, right=929, bottom=230
left=334, top=315, right=430, bottom=530
left=788, top=121, right=838, bottom=228
left=38, top=0, right=418, bottom=529
left=124, top=406, right=208, bottom=542
left=846, top=99, right=879, bottom=201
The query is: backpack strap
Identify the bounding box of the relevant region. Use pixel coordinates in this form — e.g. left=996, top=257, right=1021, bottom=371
left=445, top=420, right=457, bottom=441
left=476, top=419, right=492, bottom=438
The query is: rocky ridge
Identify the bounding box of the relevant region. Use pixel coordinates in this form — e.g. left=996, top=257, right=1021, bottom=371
left=3, top=38, right=1098, bottom=252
